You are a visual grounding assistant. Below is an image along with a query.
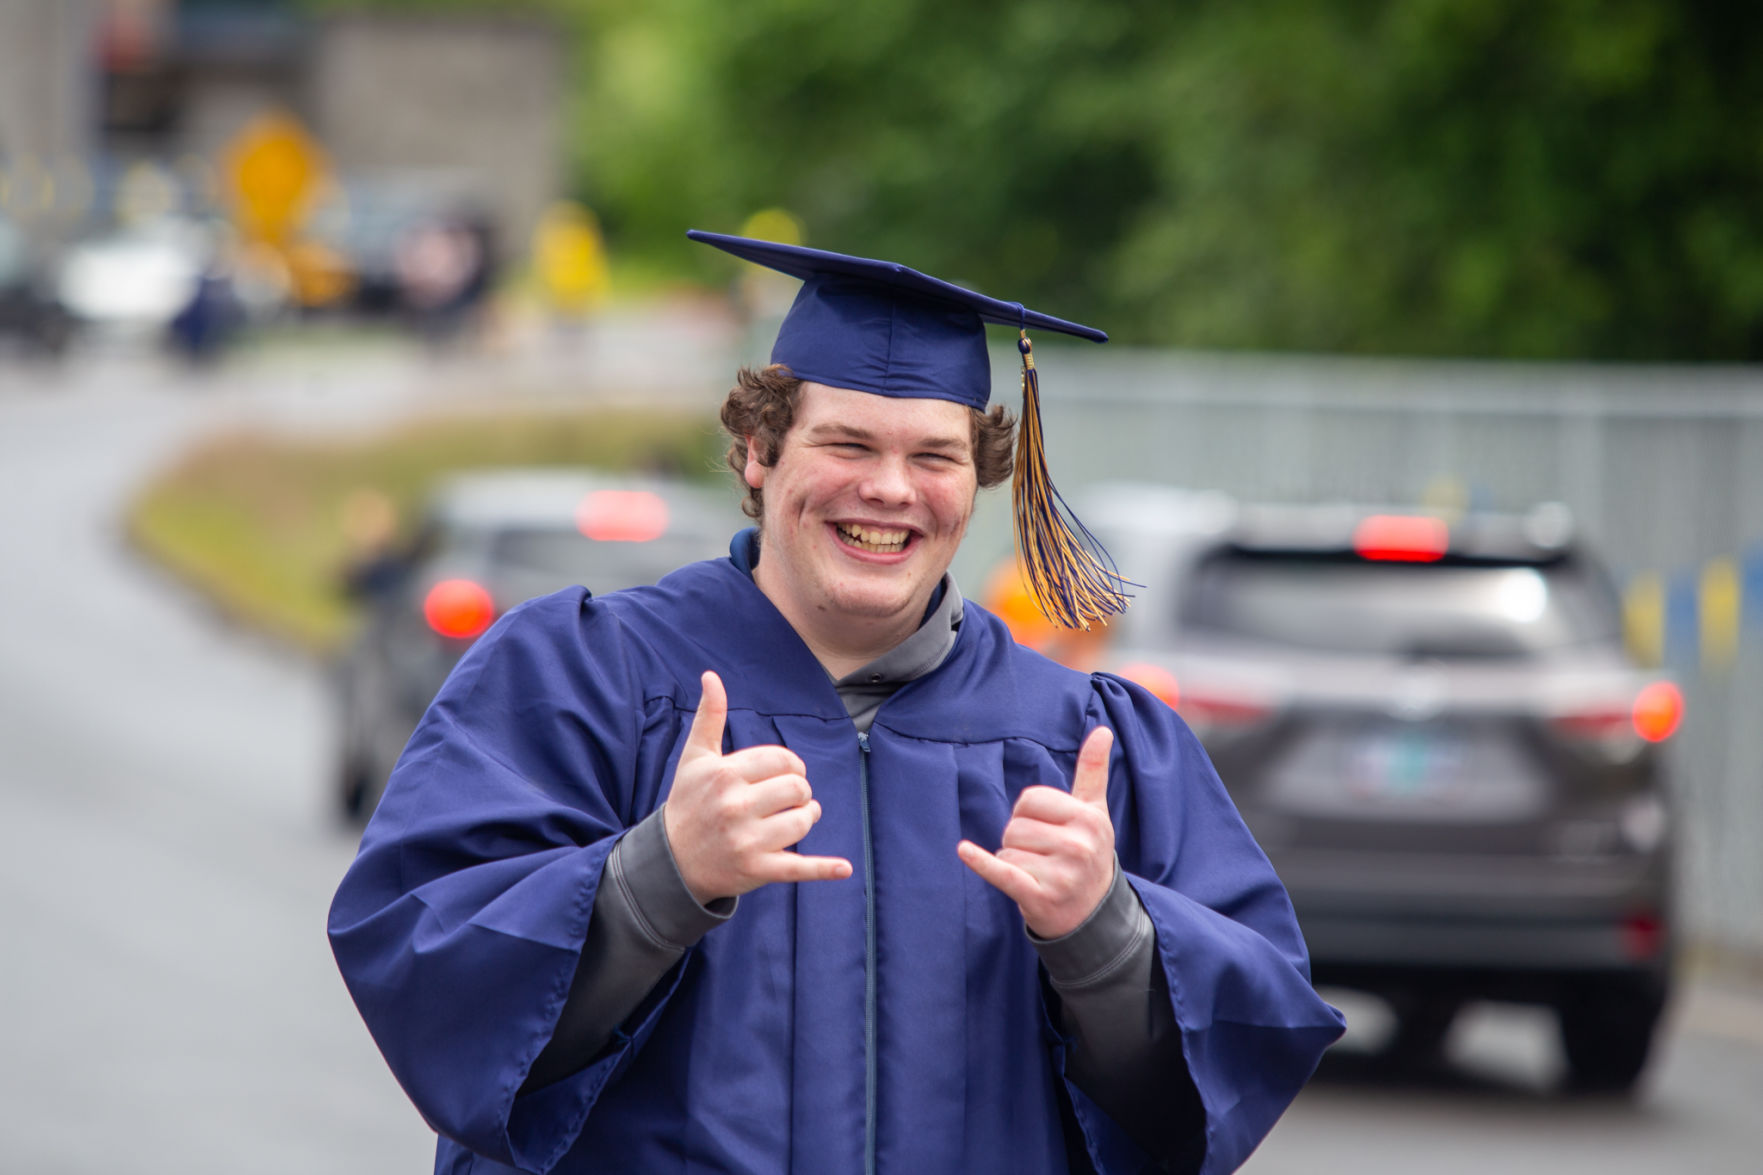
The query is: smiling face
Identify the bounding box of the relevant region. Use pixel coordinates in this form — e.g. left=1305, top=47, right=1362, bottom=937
left=746, top=382, right=978, bottom=667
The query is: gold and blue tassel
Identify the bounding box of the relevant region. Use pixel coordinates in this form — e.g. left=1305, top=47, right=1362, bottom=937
left=1011, top=330, right=1137, bottom=629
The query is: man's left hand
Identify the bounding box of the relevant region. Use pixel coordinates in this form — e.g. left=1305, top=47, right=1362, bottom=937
left=957, top=726, right=1116, bottom=939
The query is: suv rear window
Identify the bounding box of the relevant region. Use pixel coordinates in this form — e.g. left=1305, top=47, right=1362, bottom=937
left=491, top=527, right=717, bottom=595
left=1181, top=550, right=1622, bottom=658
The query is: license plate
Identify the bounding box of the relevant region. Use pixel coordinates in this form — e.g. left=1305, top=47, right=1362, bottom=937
left=1345, top=726, right=1468, bottom=799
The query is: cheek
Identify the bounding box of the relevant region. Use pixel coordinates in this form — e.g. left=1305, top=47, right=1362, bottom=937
left=929, top=477, right=978, bottom=533
left=763, top=469, right=826, bottom=528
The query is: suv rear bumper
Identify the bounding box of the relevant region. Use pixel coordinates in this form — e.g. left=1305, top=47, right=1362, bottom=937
left=1275, top=848, right=1670, bottom=974
left=1297, top=910, right=1661, bottom=973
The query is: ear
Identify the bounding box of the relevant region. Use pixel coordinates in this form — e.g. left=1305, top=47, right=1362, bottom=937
left=743, top=442, right=767, bottom=491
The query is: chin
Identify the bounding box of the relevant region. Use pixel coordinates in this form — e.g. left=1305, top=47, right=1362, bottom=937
left=827, top=582, right=923, bottom=622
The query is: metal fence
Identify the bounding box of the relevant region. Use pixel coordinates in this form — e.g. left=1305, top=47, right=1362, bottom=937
left=974, top=346, right=1763, bottom=959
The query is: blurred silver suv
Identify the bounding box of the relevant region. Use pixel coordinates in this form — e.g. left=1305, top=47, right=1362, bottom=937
left=1060, top=485, right=1681, bottom=1093
left=333, top=469, right=739, bottom=821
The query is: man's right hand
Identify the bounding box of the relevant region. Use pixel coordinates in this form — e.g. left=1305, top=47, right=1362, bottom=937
left=662, top=671, right=853, bottom=904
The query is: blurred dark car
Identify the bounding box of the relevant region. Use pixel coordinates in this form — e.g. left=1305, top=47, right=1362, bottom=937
left=0, top=215, right=74, bottom=357
left=335, top=469, right=739, bottom=821
left=1057, top=485, right=1681, bottom=1092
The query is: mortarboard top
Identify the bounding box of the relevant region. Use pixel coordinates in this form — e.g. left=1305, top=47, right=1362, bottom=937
left=689, top=227, right=1134, bottom=630
left=687, top=229, right=1105, bottom=411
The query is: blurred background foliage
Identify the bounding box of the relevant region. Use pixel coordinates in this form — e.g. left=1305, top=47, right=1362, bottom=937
left=303, top=0, right=1763, bottom=360
left=129, top=406, right=722, bottom=650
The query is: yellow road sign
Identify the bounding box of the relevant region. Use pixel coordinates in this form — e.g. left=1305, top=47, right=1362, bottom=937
left=533, top=201, right=609, bottom=313
left=224, top=112, right=328, bottom=245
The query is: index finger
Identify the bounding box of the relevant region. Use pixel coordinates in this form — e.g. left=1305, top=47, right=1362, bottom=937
left=684, top=670, right=728, bottom=755
left=1070, top=726, right=1114, bottom=808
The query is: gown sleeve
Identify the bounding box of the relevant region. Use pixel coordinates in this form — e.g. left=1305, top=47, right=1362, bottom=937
left=326, top=590, right=687, bottom=1174
left=522, top=807, right=732, bottom=1091
left=1069, top=673, right=1346, bottom=1175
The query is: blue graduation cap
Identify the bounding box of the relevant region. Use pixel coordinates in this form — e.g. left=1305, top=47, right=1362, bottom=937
left=690, top=228, right=1134, bottom=630
left=687, top=229, right=1104, bottom=410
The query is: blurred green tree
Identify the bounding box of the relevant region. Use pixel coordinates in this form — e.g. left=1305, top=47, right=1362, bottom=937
left=307, top=0, right=1763, bottom=359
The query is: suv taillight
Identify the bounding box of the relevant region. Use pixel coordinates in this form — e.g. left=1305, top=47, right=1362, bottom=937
left=1117, top=662, right=1180, bottom=708
left=1550, top=681, right=1682, bottom=760
left=424, top=579, right=496, bottom=640
left=1182, top=692, right=1276, bottom=737
left=1114, top=663, right=1275, bottom=739
left=1631, top=681, right=1683, bottom=743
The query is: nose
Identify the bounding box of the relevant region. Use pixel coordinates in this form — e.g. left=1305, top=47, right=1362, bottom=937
left=859, top=453, right=915, bottom=507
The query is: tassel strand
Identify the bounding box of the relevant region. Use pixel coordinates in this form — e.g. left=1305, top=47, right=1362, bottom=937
left=1011, top=331, right=1137, bottom=629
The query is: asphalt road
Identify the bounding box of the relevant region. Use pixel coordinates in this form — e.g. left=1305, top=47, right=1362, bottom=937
left=0, top=349, right=437, bottom=1173
left=1248, top=986, right=1763, bottom=1173
left=3, top=342, right=1762, bottom=1174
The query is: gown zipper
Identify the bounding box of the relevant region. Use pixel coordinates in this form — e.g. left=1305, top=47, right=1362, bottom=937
left=857, top=730, right=877, bottom=1175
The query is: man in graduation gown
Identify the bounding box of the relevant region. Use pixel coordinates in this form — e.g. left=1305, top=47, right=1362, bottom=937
left=328, top=230, right=1345, bottom=1175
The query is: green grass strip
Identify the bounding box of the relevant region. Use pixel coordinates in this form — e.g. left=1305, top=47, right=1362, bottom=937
left=128, top=406, right=726, bottom=653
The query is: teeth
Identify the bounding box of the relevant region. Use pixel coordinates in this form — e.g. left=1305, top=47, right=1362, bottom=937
left=838, top=523, right=909, bottom=553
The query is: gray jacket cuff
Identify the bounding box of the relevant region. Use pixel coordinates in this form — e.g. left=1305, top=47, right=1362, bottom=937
left=520, top=809, right=733, bottom=1092
left=1030, top=860, right=1153, bottom=991
left=617, top=806, right=736, bottom=948
left=1027, top=862, right=1202, bottom=1164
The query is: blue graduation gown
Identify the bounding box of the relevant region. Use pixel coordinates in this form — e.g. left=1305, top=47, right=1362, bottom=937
left=328, top=550, right=1344, bottom=1175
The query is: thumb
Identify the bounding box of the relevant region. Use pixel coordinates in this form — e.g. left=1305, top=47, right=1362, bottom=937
left=684, top=671, right=728, bottom=757
left=1071, top=726, right=1114, bottom=809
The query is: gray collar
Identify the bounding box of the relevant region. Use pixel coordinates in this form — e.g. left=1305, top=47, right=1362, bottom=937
left=831, top=576, right=965, bottom=731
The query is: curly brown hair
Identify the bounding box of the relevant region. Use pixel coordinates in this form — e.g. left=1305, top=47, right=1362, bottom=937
left=721, top=364, right=1016, bottom=521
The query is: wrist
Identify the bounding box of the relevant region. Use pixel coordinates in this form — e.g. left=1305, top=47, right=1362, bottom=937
left=658, top=802, right=738, bottom=910
left=1030, top=860, right=1153, bottom=990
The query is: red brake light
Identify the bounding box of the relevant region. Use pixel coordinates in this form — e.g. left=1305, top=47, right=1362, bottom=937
left=1551, top=681, right=1682, bottom=758
left=1353, top=515, right=1449, bottom=562
left=424, top=579, right=496, bottom=639
left=1632, top=681, right=1683, bottom=743
left=1118, top=662, right=1180, bottom=709
left=577, top=490, right=669, bottom=542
